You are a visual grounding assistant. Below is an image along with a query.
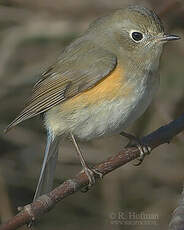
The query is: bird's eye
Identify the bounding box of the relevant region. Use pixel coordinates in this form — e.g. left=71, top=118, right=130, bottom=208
left=131, top=31, right=144, bottom=42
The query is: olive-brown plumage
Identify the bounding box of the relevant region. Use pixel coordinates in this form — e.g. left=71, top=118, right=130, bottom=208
left=5, top=5, right=180, bottom=200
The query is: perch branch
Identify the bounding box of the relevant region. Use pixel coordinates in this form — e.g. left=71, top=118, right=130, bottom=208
left=1, top=114, right=184, bottom=230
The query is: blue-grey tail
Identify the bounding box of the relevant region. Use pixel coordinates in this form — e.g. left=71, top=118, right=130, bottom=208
left=33, top=131, right=59, bottom=201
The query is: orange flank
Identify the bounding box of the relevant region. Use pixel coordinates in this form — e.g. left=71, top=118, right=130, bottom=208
left=62, top=65, right=132, bottom=110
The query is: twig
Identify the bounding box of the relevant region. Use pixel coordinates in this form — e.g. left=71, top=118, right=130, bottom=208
left=1, top=114, right=184, bottom=230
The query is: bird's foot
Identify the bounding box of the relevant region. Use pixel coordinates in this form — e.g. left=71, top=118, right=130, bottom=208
left=133, top=143, right=151, bottom=166
left=120, top=131, right=151, bottom=166
left=81, top=167, right=103, bottom=193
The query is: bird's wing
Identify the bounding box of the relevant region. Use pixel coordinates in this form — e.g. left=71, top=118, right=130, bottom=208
left=5, top=39, right=117, bottom=132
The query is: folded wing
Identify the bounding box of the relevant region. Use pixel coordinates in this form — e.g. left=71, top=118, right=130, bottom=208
left=5, top=38, right=117, bottom=132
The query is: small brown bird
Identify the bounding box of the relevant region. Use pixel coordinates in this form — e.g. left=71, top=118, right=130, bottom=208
left=5, top=5, right=180, bottom=200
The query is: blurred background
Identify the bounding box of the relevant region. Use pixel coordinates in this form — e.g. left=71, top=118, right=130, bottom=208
left=0, top=0, right=184, bottom=229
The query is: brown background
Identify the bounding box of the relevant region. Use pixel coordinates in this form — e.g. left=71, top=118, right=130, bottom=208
left=0, top=0, right=184, bottom=229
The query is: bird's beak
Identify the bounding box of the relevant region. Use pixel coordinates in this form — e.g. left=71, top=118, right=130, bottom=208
left=159, top=34, right=181, bottom=42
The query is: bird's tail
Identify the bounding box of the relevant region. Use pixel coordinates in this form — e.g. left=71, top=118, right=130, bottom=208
left=33, top=131, right=60, bottom=201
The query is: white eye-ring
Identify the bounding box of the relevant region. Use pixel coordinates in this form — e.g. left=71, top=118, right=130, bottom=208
left=130, top=30, right=144, bottom=42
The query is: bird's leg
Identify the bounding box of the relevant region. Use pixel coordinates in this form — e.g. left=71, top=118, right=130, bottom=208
left=70, top=133, right=103, bottom=192
left=120, top=131, right=151, bottom=166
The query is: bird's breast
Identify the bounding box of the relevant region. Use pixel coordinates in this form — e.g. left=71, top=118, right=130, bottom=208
left=62, top=64, right=132, bottom=109
left=45, top=64, right=159, bottom=140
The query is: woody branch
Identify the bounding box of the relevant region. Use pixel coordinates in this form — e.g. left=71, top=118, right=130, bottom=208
left=1, top=113, right=184, bottom=230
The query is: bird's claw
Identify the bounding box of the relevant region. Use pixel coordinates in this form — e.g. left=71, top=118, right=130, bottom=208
left=121, top=131, right=151, bottom=166
left=133, top=144, right=151, bottom=166
left=81, top=167, right=103, bottom=193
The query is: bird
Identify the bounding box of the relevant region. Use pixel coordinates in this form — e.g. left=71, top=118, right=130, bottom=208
left=5, top=5, right=180, bottom=201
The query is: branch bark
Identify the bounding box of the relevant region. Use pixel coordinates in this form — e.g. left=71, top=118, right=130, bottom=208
left=1, top=114, right=184, bottom=230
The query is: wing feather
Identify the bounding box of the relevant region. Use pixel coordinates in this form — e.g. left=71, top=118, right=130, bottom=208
left=5, top=38, right=117, bottom=132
